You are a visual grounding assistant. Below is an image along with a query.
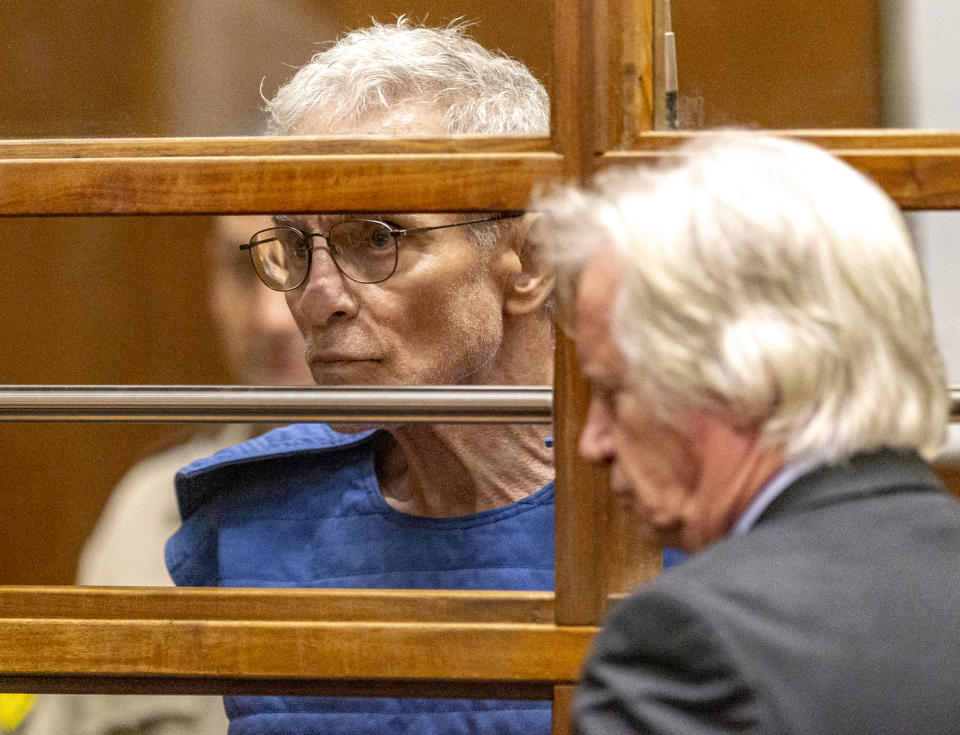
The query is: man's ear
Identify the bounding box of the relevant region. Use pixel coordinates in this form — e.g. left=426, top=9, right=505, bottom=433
left=499, top=214, right=556, bottom=316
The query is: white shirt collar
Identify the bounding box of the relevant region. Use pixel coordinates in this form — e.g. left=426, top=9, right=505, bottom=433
left=731, top=455, right=820, bottom=536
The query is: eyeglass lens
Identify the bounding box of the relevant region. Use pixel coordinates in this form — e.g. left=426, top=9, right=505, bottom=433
left=247, top=221, right=399, bottom=290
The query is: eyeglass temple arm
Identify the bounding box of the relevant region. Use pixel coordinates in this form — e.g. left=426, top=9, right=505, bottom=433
left=394, top=210, right=526, bottom=237
left=236, top=212, right=526, bottom=246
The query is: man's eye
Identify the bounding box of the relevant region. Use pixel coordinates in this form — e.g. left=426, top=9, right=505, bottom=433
left=293, top=240, right=311, bottom=257
left=369, top=229, right=392, bottom=249
left=591, top=384, right=614, bottom=407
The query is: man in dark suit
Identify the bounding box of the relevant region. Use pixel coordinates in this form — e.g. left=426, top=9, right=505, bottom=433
left=536, top=133, right=960, bottom=733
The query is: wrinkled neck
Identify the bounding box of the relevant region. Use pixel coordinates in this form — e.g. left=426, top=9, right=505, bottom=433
left=375, top=423, right=553, bottom=517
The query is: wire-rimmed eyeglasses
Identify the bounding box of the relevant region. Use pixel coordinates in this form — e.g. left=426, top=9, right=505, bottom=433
left=239, top=212, right=523, bottom=291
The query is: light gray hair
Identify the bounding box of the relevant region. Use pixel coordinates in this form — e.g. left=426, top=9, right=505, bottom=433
left=264, top=18, right=549, bottom=136
left=536, top=133, right=949, bottom=463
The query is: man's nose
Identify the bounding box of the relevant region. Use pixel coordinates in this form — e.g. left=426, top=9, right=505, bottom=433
left=579, top=398, right=614, bottom=463
left=295, top=245, right=360, bottom=326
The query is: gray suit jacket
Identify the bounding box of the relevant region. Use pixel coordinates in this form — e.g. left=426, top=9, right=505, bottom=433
left=574, top=449, right=960, bottom=734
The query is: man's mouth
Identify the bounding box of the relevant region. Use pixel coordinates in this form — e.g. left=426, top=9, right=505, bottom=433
left=308, top=352, right=377, bottom=365
left=307, top=355, right=382, bottom=384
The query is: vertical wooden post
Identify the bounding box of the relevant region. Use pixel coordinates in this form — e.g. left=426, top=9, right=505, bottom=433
left=552, top=684, right=577, bottom=735
left=596, top=0, right=656, bottom=150
left=551, top=0, right=662, bottom=632
left=592, top=0, right=665, bottom=599
left=551, top=0, right=609, bottom=627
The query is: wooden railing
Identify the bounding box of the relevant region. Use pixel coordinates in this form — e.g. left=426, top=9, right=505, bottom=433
left=2, top=2, right=960, bottom=733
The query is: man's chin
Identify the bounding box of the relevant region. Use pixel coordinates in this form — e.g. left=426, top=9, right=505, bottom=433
left=309, top=360, right=383, bottom=386
left=637, top=518, right=687, bottom=552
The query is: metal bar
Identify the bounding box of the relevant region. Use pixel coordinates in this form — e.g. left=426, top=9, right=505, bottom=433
left=0, top=385, right=553, bottom=423
left=3, top=384, right=957, bottom=423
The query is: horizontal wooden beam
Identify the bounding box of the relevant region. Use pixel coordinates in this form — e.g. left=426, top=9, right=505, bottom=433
left=3, top=131, right=960, bottom=215
left=835, top=150, right=960, bottom=210
left=628, top=130, right=960, bottom=151
left=5, top=130, right=956, bottom=158
left=0, top=136, right=551, bottom=159
left=0, top=152, right=562, bottom=215
left=0, top=586, right=555, bottom=623
left=0, top=587, right=592, bottom=696
left=1, top=620, right=591, bottom=692
left=604, top=131, right=960, bottom=210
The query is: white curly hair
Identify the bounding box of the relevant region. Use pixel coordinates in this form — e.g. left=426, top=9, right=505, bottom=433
left=537, top=133, right=949, bottom=464
left=264, top=18, right=549, bottom=136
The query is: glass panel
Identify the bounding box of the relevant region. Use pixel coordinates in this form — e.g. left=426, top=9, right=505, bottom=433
left=0, top=0, right=552, bottom=138
left=664, top=0, right=879, bottom=128
left=0, top=215, right=301, bottom=585
left=1, top=230, right=554, bottom=735
left=0, top=213, right=554, bottom=593
left=5, top=2, right=960, bottom=138
left=664, top=0, right=959, bottom=130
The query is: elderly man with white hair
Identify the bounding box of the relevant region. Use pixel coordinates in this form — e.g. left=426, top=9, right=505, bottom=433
left=536, top=133, right=960, bottom=734
left=166, top=19, right=558, bottom=735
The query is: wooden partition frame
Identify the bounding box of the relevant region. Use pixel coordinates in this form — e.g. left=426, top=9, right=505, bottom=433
left=3, top=2, right=960, bottom=734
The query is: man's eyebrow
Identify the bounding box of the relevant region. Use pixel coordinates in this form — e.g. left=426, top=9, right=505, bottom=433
left=581, top=363, right=617, bottom=391
left=273, top=214, right=315, bottom=229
